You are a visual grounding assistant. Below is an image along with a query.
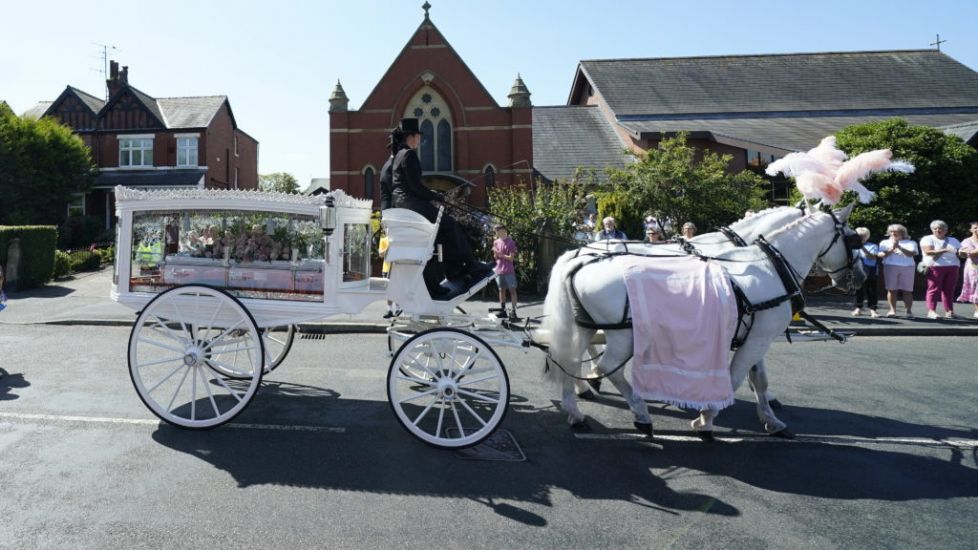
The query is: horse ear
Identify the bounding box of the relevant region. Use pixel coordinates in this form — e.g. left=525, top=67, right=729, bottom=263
left=834, top=202, right=856, bottom=222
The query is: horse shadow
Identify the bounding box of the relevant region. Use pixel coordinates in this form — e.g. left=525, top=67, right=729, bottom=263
left=151, top=385, right=740, bottom=525
left=0, top=369, right=30, bottom=400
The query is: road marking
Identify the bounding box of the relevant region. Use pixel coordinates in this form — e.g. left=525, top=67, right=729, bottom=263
left=574, top=432, right=978, bottom=449
left=0, top=412, right=345, bottom=433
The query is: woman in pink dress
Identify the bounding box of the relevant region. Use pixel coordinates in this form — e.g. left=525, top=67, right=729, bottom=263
left=956, top=221, right=978, bottom=319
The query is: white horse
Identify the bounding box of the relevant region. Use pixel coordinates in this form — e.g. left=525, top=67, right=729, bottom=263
left=541, top=204, right=864, bottom=439
left=572, top=205, right=810, bottom=401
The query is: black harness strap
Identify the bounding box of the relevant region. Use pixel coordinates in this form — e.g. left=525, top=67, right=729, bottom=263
left=717, top=225, right=749, bottom=247
left=565, top=254, right=633, bottom=330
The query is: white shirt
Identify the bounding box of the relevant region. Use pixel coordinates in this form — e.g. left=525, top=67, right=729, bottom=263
left=879, top=238, right=918, bottom=267
left=919, top=235, right=961, bottom=267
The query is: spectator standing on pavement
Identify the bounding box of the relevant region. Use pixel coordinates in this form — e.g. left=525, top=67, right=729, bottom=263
left=878, top=224, right=918, bottom=318
left=492, top=224, right=519, bottom=320
left=595, top=216, right=627, bottom=241
left=0, top=265, right=6, bottom=313
left=851, top=227, right=880, bottom=317
left=919, top=219, right=961, bottom=319
left=956, top=221, right=978, bottom=319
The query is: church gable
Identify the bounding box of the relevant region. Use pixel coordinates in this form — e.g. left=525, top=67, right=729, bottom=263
left=359, top=12, right=498, bottom=118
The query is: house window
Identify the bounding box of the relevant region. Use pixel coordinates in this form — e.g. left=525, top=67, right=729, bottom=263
left=363, top=167, right=375, bottom=200
left=234, top=167, right=239, bottom=189
left=483, top=165, right=496, bottom=189
left=177, top=137, right=198, bottom=167
left=119, top=137, right=154, bottom=167
left=67, top=194, right=85, bottom=217
left=234, top=135, right=238, bottom=156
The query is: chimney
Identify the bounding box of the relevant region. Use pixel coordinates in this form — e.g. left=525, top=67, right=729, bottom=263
left=106, top=60, right=124, bottom=98
left=120, top=66, right=129, bottom=85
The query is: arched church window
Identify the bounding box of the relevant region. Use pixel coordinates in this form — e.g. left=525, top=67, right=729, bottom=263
left=437, top=120, right=452, bottom=172
left=404, top=86, right=453, bottom=172
left=484, top=165, right=496, bottom=189
left=363, top=166, right=375, bottom=200
left=420, top=120, right=435, bottom=171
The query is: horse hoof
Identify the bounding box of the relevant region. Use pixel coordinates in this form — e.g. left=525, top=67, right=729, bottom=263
left=770, top=428, right=794, bottom=439
left=696, top=431, right=716, bottom=442
left=570, top=419, right=591, bottom=432
left=769, top=399, right=784, bottom=410
left=587, top=378, right=602, bottom=394
left=633, top=421, right=654, bottom=439
left=577, top=389, right=596, bottom=401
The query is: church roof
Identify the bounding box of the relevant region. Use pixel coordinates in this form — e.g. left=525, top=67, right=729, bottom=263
left=940, top=119, right=978, bottom=146
left=576, top=50, right=978, bottom=118
left=532, top=106, right=629, bottom=183
left=620, top=112, right=978, bottom=154
left=22, top=101, right=53, bottom=119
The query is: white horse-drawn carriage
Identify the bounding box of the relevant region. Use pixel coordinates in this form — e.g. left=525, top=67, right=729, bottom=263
left=112, top=186, right=524, bottom=449
left=112, top=138, right=901, bottom=450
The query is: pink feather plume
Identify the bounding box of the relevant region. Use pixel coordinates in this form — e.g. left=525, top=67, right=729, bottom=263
left=834, top=149, right=915, bottom=204
left=806, top=136, right=847, bottom=170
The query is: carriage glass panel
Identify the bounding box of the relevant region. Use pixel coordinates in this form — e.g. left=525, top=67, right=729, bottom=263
left=128, top=209, right=326, bottom=302
left=342, top=223, right=371, bottom=282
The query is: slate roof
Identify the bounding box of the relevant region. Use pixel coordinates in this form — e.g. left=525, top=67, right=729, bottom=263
left=157, top=96, right=227, bottom=128
left=532, top=106, right=629, bottom=183
left=92, top=169, right=207, bottom=189
left=69, top=86, right=105, bottom=113
left=22, top=101, right=53, bottom=119
left=127, top=85, right=166, bottom=125
left=620, top=113, right=978, bottom=153
left=579, top=50, right=978, bottom=117
left=940, top=120, right=978, bottom=146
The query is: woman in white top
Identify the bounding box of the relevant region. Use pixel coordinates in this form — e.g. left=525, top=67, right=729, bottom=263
left=919, top=219, right=961, bottom=319
left=877, top=224, right=919, bottom=318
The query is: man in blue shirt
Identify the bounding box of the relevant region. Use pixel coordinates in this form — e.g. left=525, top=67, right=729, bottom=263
left=852, top=227, right=880, bottom=317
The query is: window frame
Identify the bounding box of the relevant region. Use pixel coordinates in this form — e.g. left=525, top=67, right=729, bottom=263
left=118, top=135, right=154, bottom=168
left=176, top=136, right=199, bottom=168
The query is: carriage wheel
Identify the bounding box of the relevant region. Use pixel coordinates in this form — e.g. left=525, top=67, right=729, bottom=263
left=128, top=285, right=264, bottom=429
left=209, top=324, right=296, bottom=379
left=387, top=328, right=509, bottom=449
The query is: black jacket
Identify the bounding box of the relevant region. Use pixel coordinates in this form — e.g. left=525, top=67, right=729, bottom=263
left=379, top=154, right=394, bottom=211
left=391, top=148, right=440, bottom=220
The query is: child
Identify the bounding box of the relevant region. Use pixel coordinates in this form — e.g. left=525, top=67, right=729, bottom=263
left=851, top=227, right=880, bottom=317
left=378, top=232, right=399, bottom=319
left=492, top=224, right=518, bottom=320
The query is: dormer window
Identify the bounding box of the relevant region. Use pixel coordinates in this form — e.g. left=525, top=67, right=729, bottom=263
left=119, top=136, right=154, bottom=167
left=177, top=137, right=199, bottom=167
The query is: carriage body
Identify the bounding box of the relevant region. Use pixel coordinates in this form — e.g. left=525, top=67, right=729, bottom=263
left=111, top=185, right=382, bottom=326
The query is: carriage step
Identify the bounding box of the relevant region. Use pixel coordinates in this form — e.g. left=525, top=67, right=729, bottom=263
left=451, top=429, right=525, bottom=462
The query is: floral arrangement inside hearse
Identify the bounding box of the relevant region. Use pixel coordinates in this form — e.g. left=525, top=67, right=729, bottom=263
left=129, top=209, right=326, bottom=300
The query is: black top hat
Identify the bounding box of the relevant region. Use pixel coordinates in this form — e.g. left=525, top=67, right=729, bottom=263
left=399, top=117, right=421, bottom=135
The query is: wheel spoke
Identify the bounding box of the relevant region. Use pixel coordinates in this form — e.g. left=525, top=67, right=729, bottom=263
left=404, top=352, right=439, bottom=380
left=457, top=373, right=498, bottom=387
left=164, top=364, right=192, bottom=411
left=211, top=373, right=245, bottom=402
left=206, top=358, right=255, bottom=376
left=167, top=293, right=191, bottom=340
left=190, top=363, right=197, bottom=421
left=398, top=387, right=440, bottom=404
left=138, top=337, right=187, bottom=355
left=411, top=395, right=439, bottom=427
left=435, top=405, right=445, bottom=438
left=450, top=400, right=465, bottom=438
left=200, top=296, right=225, bottom=346
left=197, top=365, right=221, bottom=419
left=149, top=315, right=187, bottom=344
left=395, top=373, right=436, bottom=386
left=136, top=355, right=186, bottom=369
left=456, top=388, right=500, bottom=404
left=146, top=362, right=188, bottom=394
left=458, top=398, right=488, bottom=428
left=202, top=319, right=246, bottom=351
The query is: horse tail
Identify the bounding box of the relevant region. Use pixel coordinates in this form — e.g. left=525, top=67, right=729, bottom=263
left=540, top=249, right=589, bottom=384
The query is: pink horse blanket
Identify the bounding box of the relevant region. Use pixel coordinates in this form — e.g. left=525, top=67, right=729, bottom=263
left=614, top=255, right=737, bottom=410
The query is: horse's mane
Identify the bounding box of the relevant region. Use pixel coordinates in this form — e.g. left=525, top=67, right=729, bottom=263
left=729, top=206, right=791, bottom=228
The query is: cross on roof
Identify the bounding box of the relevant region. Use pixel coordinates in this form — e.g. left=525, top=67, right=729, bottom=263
left=931, top=33, right=947, bottom=51
left=422, top=1, right=431, bottom=18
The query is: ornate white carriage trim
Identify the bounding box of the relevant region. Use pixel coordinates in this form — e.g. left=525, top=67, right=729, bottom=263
left=114, top=186, right=372, bottom=211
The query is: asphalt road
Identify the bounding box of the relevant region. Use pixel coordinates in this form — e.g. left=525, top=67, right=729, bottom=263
left=0, top=325, right=975, bottom=549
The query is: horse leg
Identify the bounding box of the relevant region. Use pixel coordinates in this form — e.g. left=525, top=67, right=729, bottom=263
left=748, top=359, right=791, bottom=437
left=561, top=374, right=588, bottom=428
left=599, top=332, right=653, bottom=437
left=692, top=408, right=717, bottom=441
left=749, top=364, right=782, bottom=409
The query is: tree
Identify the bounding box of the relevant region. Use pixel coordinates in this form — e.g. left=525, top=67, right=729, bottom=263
left=834, top=119, right=978, bottom=238
left=603, top=133, right=768, bottom=238
left=0, top=103, right=95, bottom=225
left=259, top=172, right=300, bottom=194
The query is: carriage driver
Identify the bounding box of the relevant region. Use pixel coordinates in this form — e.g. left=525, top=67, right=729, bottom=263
left=390, top=118, right=494, bottom=298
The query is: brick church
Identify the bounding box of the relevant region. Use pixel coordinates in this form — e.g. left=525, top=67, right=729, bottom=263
left=330, top=4, right=978, bottom=207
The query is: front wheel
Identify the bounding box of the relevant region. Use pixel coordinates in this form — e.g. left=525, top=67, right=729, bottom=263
left=387, top=328, right=509, bottom=449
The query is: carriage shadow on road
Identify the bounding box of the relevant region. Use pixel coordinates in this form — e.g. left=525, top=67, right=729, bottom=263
left=149, top=386, right=978, bottom=525
left=0, top=369, right=30, bottom=400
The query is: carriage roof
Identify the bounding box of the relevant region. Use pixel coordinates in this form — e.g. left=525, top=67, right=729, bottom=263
left=113, top=185, right=372, bottom=216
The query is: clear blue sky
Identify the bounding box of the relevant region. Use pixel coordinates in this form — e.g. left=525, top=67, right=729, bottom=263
left=3, top=0, right=976, bottom=185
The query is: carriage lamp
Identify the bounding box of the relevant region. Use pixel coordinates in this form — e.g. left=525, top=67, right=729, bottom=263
left=320, top=197, right=336, bottom=236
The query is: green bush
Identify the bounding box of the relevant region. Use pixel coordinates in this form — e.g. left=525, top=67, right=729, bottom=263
left=0, top=225, right=58, bottom=290
left=68, top=251, right=101, bottom=272
left=53, top=250, right=71, bottom=278
left=58, top=216, right=104, bottom=250
left=94, top=246, right=115, bottom=266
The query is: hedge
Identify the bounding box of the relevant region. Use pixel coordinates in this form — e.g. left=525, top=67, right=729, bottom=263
left=0, top=225, right=59, bottom=290
left=68, top=251, right=102, bottom=272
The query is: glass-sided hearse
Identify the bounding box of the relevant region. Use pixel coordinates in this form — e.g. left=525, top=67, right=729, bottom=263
left=112, top=186, right=519, bottom=449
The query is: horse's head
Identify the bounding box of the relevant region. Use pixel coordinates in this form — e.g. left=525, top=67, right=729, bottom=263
left=814, top=203, right=866, bottom=291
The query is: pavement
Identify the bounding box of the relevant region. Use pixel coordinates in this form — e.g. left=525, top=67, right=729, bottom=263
left=2, top=266, right=978, bottom=336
